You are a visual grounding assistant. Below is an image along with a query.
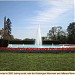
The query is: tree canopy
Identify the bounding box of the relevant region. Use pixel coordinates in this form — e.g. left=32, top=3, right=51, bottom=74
left=67, top=22, right=75, bottom=44
left=6, top=18, right=12, bottom=35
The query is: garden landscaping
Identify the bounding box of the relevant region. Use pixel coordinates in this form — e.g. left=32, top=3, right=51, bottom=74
left=0, top=47, right=75, bottom=53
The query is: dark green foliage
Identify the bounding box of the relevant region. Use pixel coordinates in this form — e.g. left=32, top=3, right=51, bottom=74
left=9, top=40, right=61, bottom=44
left=0, top=39, right=8, bottom=47
left=9, top=40, right=35, bottom=44
left=67, top=22, right=75, bottom=44
left=6, top=18, right=12, bottom=35
left=23, top=38, right=35, bottom=41
left=47, top=26, right=67, bottom=43
left=43, top=40, right=60, bottom=44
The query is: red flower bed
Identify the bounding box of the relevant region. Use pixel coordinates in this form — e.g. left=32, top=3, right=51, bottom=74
left=0, top=47, right=75, bottom=53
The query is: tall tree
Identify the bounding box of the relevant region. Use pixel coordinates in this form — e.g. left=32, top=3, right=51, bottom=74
left=67, top=22, right=75, bottom=44
left=48, top=26, right=63, bottom=40
left=47, top=26, right=67, bottom=43
left=6, top=18, right=12, bottom=35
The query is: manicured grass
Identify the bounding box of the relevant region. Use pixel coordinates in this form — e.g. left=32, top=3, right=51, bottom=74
left=0, top=52, right=75, bottom=71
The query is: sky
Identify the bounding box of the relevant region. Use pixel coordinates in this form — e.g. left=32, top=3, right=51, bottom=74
left=0, top=0, right=74, bottom=39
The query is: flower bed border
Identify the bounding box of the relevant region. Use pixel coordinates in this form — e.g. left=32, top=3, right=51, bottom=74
left=0, top=47, right=75, bottom=53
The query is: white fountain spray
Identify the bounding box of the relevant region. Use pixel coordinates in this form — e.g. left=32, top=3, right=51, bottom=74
left=35, top=25, right=42, bottom=46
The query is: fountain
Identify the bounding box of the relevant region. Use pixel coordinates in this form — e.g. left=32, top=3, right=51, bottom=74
left=8, top=24, right=72, bottom=50
left=6, top=23, right=75, bottom=53
left=35, top=25, right=42, bottom=46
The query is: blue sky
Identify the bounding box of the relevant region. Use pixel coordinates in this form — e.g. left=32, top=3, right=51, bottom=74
left=0, top=0, right=74, bottom=39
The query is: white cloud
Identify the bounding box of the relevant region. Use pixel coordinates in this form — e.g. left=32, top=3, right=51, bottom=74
left=17, top=0, right=74, bottom=39
left=30, top=0, right=74, bottom=28
left=24, top=0, right=73, bottom=38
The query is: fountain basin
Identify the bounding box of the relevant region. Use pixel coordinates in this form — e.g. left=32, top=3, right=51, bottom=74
left=8, top=44, right=72, bottom=48
left=0, top=44, right=75, bottom=53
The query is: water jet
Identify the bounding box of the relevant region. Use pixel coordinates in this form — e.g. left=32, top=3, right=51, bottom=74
left=35, top=25, right=42, bottom=46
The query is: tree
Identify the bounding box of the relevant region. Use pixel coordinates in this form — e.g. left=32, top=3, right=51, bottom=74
left=67, top=22, right=75, bottom=44
left=23, top=38, right=35, bottom=41
left=10, top=35, right=14, bottom=40
left=3, top=17, right=13, bottom=40
left=6, top=18, right=12, bottom=35
left=47, top=26, right=67, bottom=43
left=47, top=27, right=57, bottom=40
left=14, top=38, right=22, bottom=41
left=42, top=37, right=47, bottom=41
left=47, top=26, right=63, bottom=40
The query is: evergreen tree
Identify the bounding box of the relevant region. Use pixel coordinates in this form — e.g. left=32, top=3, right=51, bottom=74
left=6, top=18, right=12, bottom=35
left=67, top=22, right=75, bottom=44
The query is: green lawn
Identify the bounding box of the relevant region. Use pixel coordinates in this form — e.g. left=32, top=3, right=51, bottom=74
left=0, top=52, right=75, bottom=71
